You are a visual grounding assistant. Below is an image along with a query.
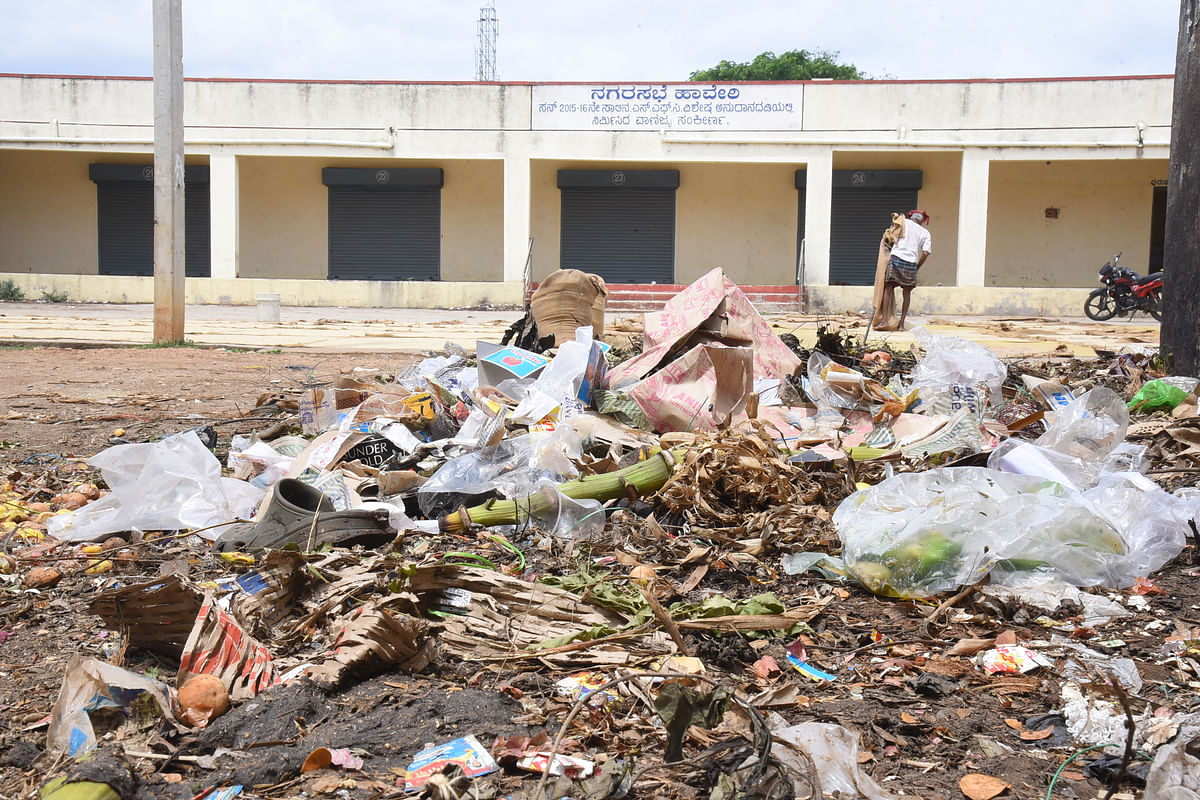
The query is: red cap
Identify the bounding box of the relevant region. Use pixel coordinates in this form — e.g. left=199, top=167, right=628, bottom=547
left=908, top=209, right=929, bottom=224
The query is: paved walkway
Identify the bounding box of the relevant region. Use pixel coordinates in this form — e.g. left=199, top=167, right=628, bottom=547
left=0, top=301, right=1160, bottom=357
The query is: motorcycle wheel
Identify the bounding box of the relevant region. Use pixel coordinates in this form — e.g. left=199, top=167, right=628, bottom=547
left=1085, top=289, right=1118, bottom=321
left=1148, top=289, right=1163, bottom=321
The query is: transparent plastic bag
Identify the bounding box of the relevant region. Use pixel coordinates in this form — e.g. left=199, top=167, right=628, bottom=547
left=909, top=327, right=1007, bottom=408
left=416, top=428, right=582, bottom=516
left=833, top=466, right=1183, bottom=598
left=988, top=439, right=1096, bottom=491
left=46, top=431, right=265, bottom=542
left=1035, top=386, right=1128, bottom=461
left=805, top=351, right=871, bottom=410
left=991, top=389, right=1143, bottom=490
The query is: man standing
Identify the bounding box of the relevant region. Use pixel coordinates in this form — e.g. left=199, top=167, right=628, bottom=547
left=883, top=209, right=932, bottom=331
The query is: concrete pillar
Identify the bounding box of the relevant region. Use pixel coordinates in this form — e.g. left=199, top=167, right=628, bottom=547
left=802, top=148, right=833, bottom=286
left=210, top=153, right=239, bottom=280
left=503, top=152, right=532, bottom=283
left=152, top=0, right=185, bottom=342
left=956, top=150, right=991, bottom=287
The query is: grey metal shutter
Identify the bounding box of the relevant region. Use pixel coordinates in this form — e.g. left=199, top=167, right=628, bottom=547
left=97, top=183, right=153, bottom=276
left=560, top=188, right=675, bottom=283
left=184, top=183, right=211, bottom=277
left=96, top=180, right=211, bottom=277
left=829, top=189, right=918, bottom=285
left=327, top=187, right=440, bottom=280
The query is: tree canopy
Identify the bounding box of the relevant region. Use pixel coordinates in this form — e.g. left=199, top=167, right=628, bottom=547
left=689, top=49, right=864, bottom=82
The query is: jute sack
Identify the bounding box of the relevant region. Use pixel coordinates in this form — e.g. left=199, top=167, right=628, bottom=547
left=531, top=269, right=608, bottom=345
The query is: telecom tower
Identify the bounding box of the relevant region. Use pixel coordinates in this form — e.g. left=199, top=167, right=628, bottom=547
left=475, top=3, right=498, bottom=81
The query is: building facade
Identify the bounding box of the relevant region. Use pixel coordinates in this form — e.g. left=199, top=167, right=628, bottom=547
left=0, top=73, right=1172, bottom=312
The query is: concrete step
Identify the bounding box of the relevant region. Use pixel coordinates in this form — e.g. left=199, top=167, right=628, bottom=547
left=528, top=283, right=801, bottom=313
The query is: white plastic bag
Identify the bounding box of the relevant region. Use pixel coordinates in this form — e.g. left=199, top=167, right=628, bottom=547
left=834, top=466, right=1188, bottom=598
left=1144, top=735, right=1200, bottom=800
left=909, top=327, right=1008, bottom=408
left=770, top=717, right=899, bottom=800
left=46, top=431, right=265, bottom=542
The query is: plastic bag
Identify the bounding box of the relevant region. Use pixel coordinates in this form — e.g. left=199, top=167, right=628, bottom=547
left=1128, top=377, right=1198, bottom=413
left=1035, top=386, right=1128, bottom=461
left=416, top=428, right=581, bottom=516
left=511, top=327, right=597, bottom=423
left=48, top=654, right=180, bottom=756
left=991, top=389, right=1144, bottom=490
left=1144, top=735, right=1200, bottom=800
left=833, top=466, right=1188, bottom=598
left=46, top=431, right=265, bottom=542
left=805, top=351, right=875, bottom=410
left=770, top=717, right=899, bottom=800
left=909, top=327, right=1008, bottom=408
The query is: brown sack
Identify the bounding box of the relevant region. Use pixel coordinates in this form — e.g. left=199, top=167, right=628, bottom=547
left=531, top=269, right=608, bottom=345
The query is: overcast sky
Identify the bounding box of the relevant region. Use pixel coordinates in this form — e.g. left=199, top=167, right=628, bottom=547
left=0, top=0, right=1184, bottom=83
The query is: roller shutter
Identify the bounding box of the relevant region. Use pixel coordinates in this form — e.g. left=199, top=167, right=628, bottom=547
left=324, top=168, right=443, bottom=281
left=90, top=164, right=211, bottom=278
left=558, top=169, right=678, bottom=284
left=829, top=188, right=919, bottom=285
left=96, top=182, right=153, bottom=276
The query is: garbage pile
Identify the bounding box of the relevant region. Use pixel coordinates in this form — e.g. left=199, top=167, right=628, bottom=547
left=3, top=267, right=1200, bottom=800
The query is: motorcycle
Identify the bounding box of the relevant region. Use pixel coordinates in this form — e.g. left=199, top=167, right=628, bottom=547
left=1083, top=252, right=1163, bottom=321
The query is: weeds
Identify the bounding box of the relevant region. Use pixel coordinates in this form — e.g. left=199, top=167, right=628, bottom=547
left=0, top=280, right=25, bottom=302
left=40, top=289, right=69, bottom=303
left=139, top=339, right=198, bottom=349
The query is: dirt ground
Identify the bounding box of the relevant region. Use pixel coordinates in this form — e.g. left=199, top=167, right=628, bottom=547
left=0, top=341, right=1196, bottom=800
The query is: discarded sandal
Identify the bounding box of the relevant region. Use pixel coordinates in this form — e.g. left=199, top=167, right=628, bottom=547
left=212, top=478, right=394, bottom=552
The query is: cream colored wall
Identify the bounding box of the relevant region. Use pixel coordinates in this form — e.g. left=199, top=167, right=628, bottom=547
left=0, top=151, right=219, bottom=276
left=530, top=160, right=799, bottom=284
left=831, top=151, right=962, bottom=287
left=986, top=159, right=1168, bottom=286
left=239, top=157, right=503, bottom=281
left=530, top=160, right=563, bottom=281
left=675, top=164, right=798, bottom=284
left=442, top=160, right=502, bottom=281
left=0, top=150, right=98, bottom=275
left=238, top=157, right=327, bottom=279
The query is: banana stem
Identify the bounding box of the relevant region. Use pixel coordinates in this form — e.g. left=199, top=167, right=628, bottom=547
left=439, top=448, right=680, bottom=532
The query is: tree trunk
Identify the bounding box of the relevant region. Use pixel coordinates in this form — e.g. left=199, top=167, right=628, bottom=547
left=1162, top=0, right=1200, bottom=375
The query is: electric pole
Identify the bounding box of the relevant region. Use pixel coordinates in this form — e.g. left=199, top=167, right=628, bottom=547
left=152, top=0, right=186, bottom=343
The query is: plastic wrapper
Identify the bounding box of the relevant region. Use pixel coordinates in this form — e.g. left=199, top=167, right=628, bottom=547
left=833, top=466, right=1189, bottom=599
left=48, top=655, right=181, bottom=757
left=909, top=327, right=1007, bottom=408
left=416, top=428, right=581, bottom=516
left=46, top=431, right=265, bottom=542
left=805, top=351, right=883, bottom=410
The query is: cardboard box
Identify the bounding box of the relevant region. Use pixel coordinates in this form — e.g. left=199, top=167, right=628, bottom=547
left=476, top=341, right=549, bottom=387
